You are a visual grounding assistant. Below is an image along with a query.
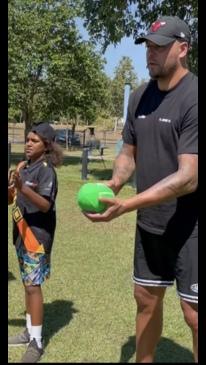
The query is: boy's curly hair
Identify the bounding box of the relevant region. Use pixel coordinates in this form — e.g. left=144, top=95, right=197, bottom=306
left=44, top=140, right=64, bottom=167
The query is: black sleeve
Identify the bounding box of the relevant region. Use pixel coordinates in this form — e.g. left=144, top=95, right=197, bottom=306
left=178, top=102, right=198, bottom=155
left=37, top=165, right=57, bottom=202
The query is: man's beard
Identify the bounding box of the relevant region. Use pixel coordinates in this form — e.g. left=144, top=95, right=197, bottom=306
left=148, top=62, right=178, bottom=79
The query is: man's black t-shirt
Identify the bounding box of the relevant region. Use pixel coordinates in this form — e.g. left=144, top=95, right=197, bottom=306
left=13, top=158, right=58, bottom=253
left=122, top=72, right=198, bottom=234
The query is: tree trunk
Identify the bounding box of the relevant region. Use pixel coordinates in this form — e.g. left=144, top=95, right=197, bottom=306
left=23, top=109, right=33, bottom=142
left=72, top=122, right=76, bottom=136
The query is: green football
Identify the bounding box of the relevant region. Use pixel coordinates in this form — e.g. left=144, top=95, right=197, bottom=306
left=77, top=182, right=115, bottom=213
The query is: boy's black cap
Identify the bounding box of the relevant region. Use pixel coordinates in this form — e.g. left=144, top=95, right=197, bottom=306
left=31, top=122, right=56, bottom=142
left=135, top=16, right=191, bottom=46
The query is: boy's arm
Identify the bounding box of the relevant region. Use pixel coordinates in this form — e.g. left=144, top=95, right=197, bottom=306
left=12, top=170, right=51, bottom=213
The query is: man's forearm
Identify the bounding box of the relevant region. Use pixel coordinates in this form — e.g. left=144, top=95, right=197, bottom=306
left=124, top=167, right=198, bottom=213
left=112, top=151, right=135, bottom=191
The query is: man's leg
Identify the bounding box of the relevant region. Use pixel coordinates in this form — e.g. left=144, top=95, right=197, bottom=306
left=180, top=300, right=198, bottom=362
left=134, top=284, right=166, bottom=363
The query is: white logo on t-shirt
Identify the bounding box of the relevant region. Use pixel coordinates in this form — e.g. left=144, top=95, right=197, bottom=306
left=158, top=118, right=171, bottom=123
left=190, top=283, right=198, bottom=293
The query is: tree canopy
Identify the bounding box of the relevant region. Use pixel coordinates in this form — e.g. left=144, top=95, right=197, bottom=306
left=8, top=0, right=111, bottom=134
left=9, top=0, right=197, bottom=136
left=81, top=0, right=198, bottom=74
left=110, top=57, right=139, bottom=120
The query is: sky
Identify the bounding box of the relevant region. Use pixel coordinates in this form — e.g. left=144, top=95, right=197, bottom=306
left=76, top=18, right=149, bottom=82
left=103, top=37, right=149, bottom=81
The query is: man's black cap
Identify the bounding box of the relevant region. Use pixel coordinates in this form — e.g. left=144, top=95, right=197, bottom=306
left=31, top=122, right=56, bottom=142
left=135, top=16, right=191, bottom=46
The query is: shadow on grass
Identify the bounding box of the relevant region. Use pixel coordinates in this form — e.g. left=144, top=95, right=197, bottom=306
left=119, top=335, right=194, bottom=363
left=8, top=271, right=16, bottom=281
left=9, top=152, right=113, bottom=180
left=10, top=151, right=105, bottom=167
left=62, top=155, right=113, bottom=180
left=62, top=155, right=81, bottom=166
left=43, top=300, right=78, bottom=347
left=9, top=152, right=82, bottom=167
left=8, top=299, right=78, bottom=349
left=10, top=152, right=25, bottom=166
left=87, top=167, right=113, bottom=181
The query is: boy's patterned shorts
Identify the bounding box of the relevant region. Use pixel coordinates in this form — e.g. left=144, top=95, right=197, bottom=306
left=16, top=245, right=51, bottom=286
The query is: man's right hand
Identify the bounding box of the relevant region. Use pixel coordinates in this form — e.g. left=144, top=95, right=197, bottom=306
left=104, top=179, right=123, bottom=195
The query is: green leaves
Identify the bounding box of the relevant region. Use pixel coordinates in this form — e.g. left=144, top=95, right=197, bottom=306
left=8, top=0, right=110, bottom=129
left=110, top=57, right=139, bottom=119
left=82, top=0, right=198, bottom=74
left=9, top=0, right=196, bottom=134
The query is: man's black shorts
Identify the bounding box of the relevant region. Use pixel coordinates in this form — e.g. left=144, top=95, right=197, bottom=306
left=133, top=225, right=198, bottom=303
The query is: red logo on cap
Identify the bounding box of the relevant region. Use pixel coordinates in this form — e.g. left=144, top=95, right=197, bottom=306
left=151, top=21, right=166, bottom=32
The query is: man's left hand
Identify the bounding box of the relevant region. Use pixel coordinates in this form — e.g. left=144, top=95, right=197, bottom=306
left=84, top=197, right=126, bottom=222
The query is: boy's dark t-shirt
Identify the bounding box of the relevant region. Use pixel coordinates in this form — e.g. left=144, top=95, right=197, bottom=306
left=13, top=158, right=58, bottom=254
left=122, top=72, right=198, bottom=235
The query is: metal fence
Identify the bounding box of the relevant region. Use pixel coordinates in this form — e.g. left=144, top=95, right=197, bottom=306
left=8, top=123, right=122, bottom=148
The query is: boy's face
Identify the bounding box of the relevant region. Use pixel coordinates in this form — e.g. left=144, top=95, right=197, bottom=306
left=25, top=132, right=46, bottom=162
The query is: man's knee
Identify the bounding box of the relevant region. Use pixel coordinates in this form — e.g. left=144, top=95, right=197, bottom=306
left=134, top=285, right=165, bottom=312
left=180, top=300, right=198, bottom=331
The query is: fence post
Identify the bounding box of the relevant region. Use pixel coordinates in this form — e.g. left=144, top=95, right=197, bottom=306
left=81, top=147, right=89, bottom=180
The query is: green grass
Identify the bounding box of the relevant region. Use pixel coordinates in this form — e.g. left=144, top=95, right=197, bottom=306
left=8, top=149, right=194, bottom=362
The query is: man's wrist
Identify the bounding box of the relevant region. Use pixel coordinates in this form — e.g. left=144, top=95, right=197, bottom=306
left=111, top=178, right=124, bottom=193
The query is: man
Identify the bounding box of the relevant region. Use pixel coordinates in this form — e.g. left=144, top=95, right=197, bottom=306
left=84, top=16, right=198, bottom=362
